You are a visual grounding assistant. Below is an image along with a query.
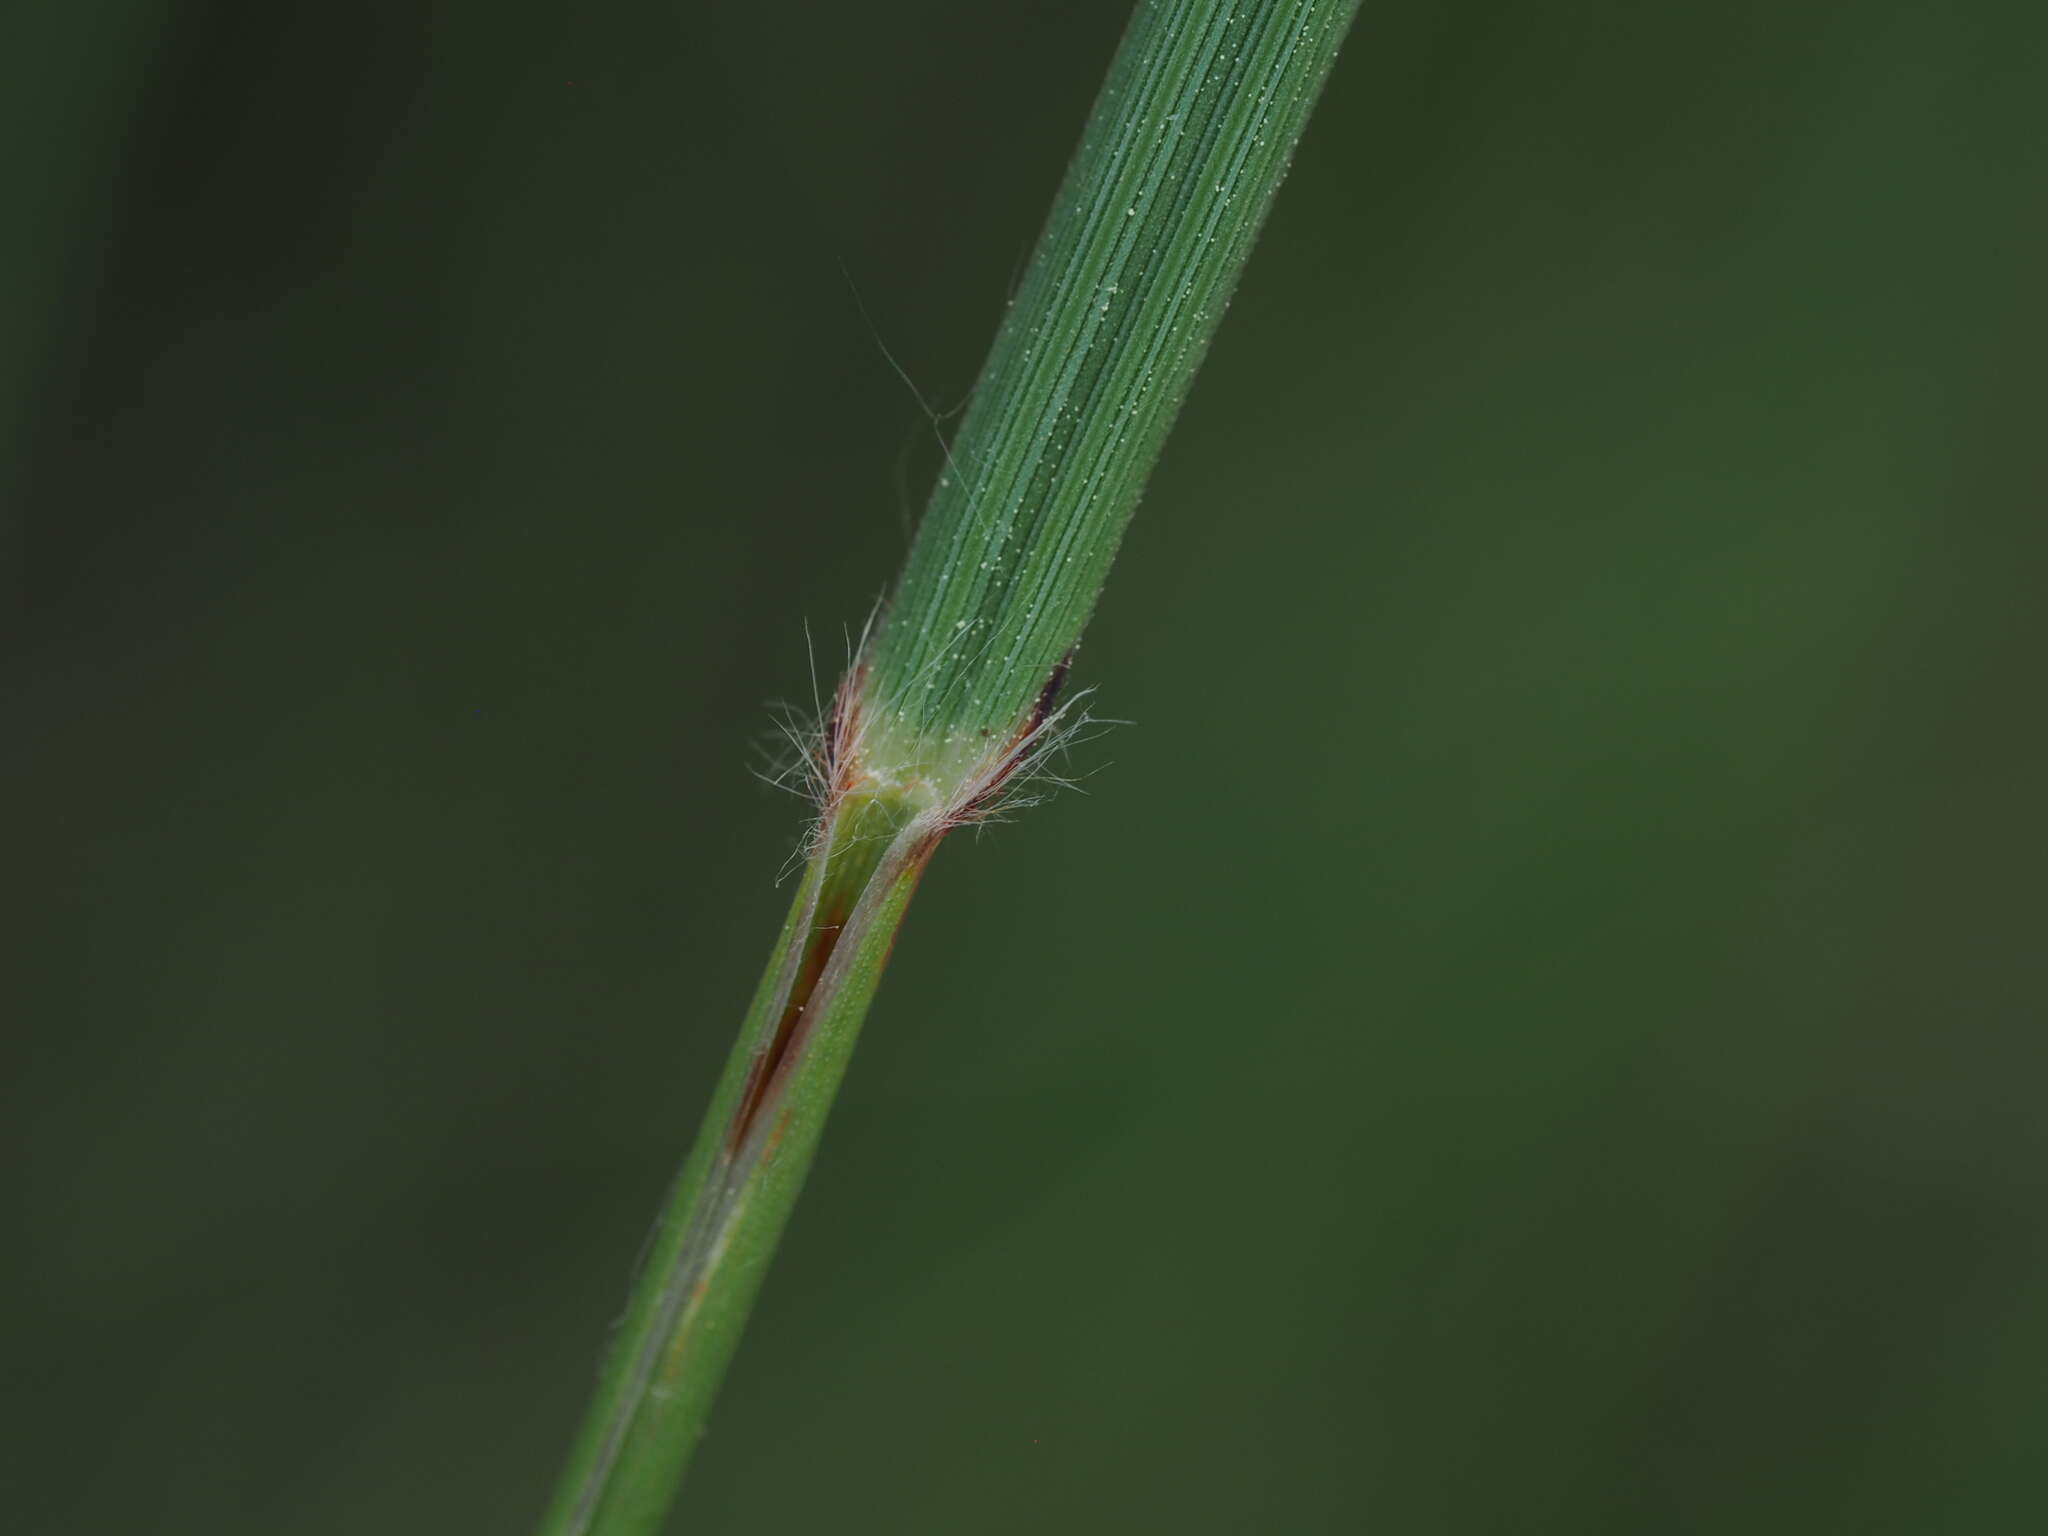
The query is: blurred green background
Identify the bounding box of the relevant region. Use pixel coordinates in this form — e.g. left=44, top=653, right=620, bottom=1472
left=8, top=1, right=2046, bottom=1531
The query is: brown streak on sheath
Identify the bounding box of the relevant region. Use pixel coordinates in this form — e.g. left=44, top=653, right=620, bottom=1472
left=722, top=834, right=944, bottom=1159
left=725, top=898, right=846, bottom=1157
left=727, top=665, right=874, bottom=1161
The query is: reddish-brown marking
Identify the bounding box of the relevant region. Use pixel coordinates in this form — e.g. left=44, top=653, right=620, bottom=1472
left=725, top=896, right=847, bottom=1157
left=721, top=838, right=945, bottom=1159
left=1030, top=652, right=1073, bottom=734
left=964, top=652, right=1076, bottom=815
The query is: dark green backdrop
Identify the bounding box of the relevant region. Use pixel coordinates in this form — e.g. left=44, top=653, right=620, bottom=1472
left=9, top=2, right=2045, bottom=1531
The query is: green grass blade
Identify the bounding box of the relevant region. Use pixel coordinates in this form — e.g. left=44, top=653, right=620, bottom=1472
left=864, top=0, right=1361, bottom=784
left=538, top=4, right=1359, bottom=1531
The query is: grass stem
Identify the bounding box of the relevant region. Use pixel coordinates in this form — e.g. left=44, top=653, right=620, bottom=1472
left=537, top=5, right=1358, bottom=1531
